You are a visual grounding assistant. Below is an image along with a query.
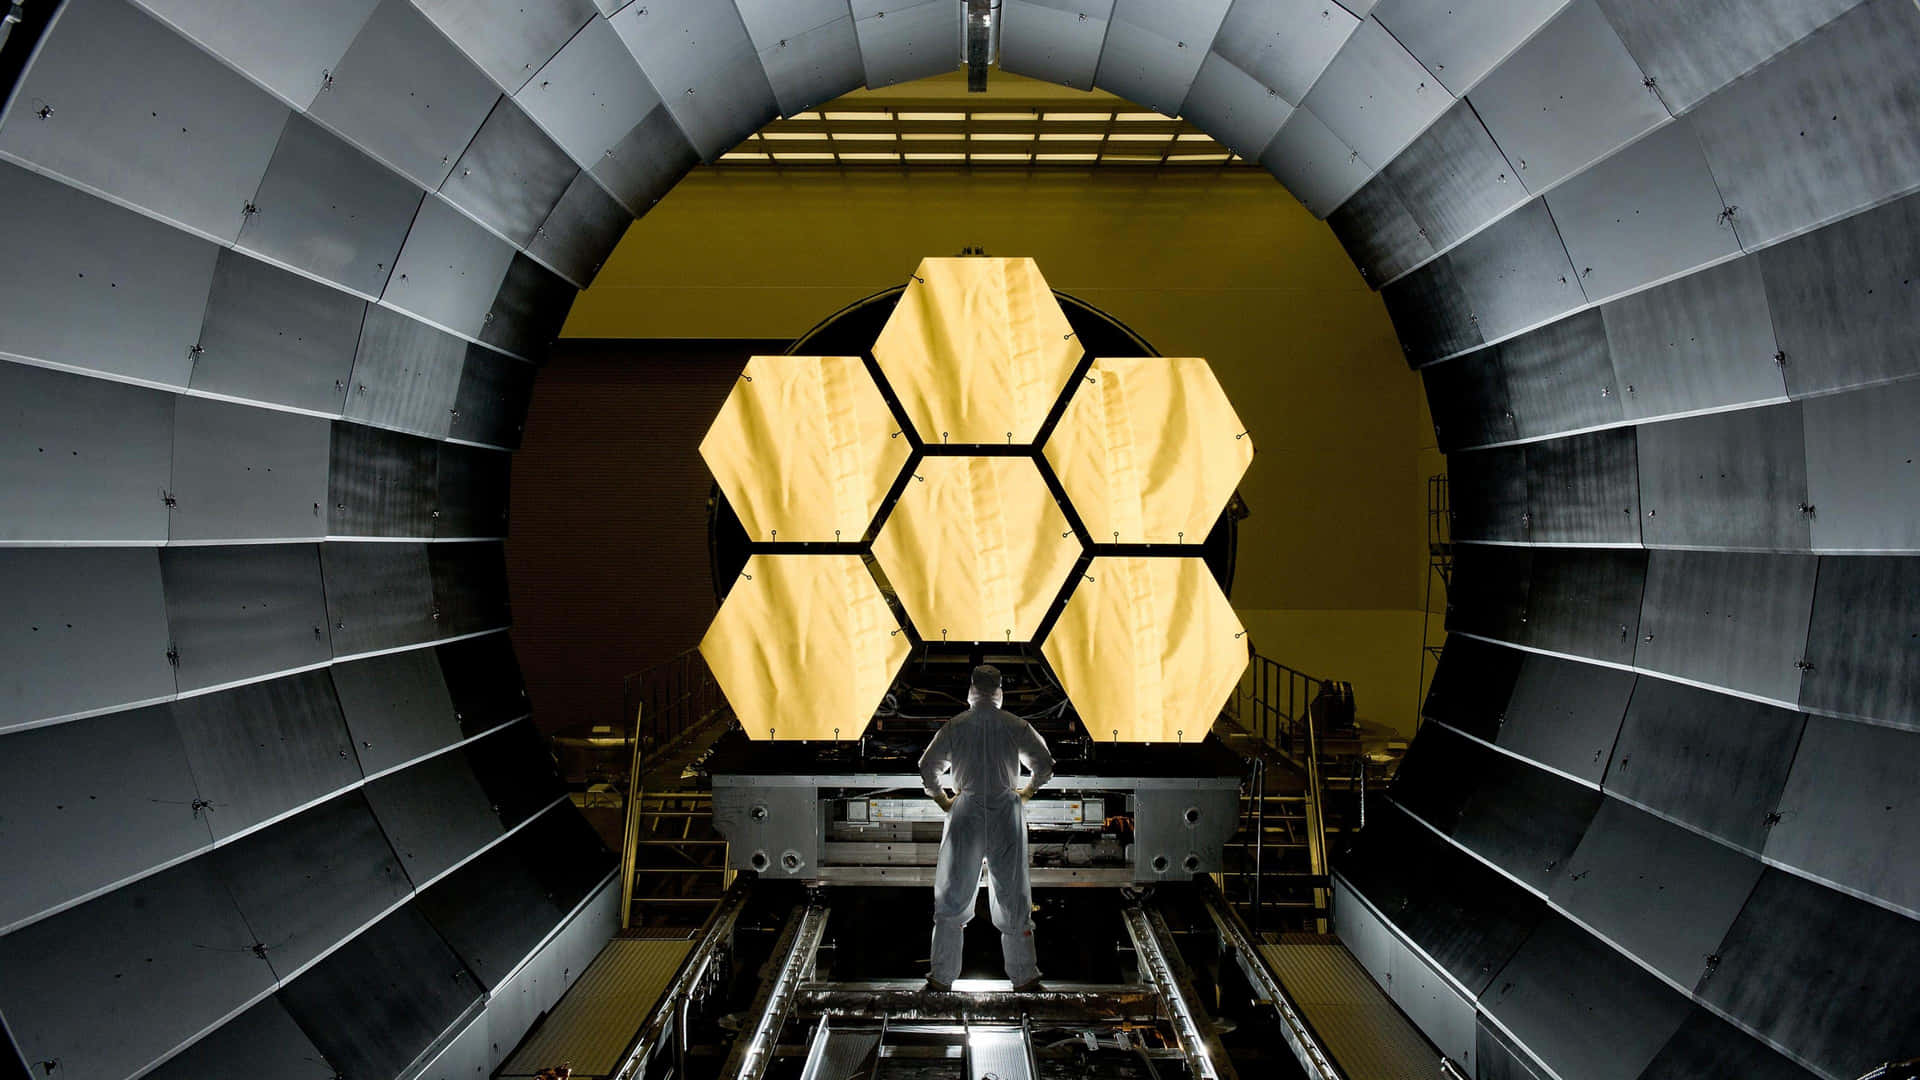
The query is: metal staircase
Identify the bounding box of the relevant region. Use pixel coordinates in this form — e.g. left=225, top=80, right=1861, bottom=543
left=1416, top=472, right=1452, bottom=730
left=618, top=649, right=735, bottom=930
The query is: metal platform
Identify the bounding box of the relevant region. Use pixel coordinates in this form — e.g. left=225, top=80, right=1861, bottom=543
left=1259, top=940, right=1446, bottom=1080
left=498, top=937, right=695, bottom=1078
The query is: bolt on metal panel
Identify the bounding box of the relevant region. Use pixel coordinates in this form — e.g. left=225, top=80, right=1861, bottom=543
left=1523, top=428, right=1642, bottom=545
left=343, top=305, right=468, bottom=438
left=0, top=0, right=290, bottom=244
left=1758, top=190, right=1920, bottom=399
left=515, top=15, right=666, bottom=168
left=320, top=541, right=438, bottom=657
left=1500, top=653, right=1634, bottom=784
left=1328, top=172, right=1435, bottom=285
left=1480, top=914, right=1693, bottom=1080
left=1301, top=17, right=1451, bottom=171
left=1384, top=253, right=1485, bottom=364
left=1599, top=254, right=1786, bottom=422
left=997, top=0, right=1117, bottom=92
left=465, top=721, right=571, bottom=829
left=238, top=114, right=422, bottom=300
left=139, top=996, right=338, bottom=1080
left=1447, top=727, right=1605, bottom=894
left=1632, top=549, right=1817, bottom=704
left=361, top=754, right=505, bottom=885
left=480, top=254, right=577, bottom=363
left=413, top=0, right=599, bottom=94
left=1523, top=547, right=1646, bottom=667
left=1422, top=346, right=1518, bottom=451
left=529, top=171, right=631, bottom=288
left=1381, top=99, right=1528, bottom=265
left=0, top=548, right=175, bottom=732
left=1445, top=197, right=1587, bottom=349
left=1180, top=51, right=1294, bottom=158
left=1466, top=0, right=1668, bottom=193
left=429, top=540, right=512, bottom=638
left=129, top=0, right=380, bottom=109
left=384, top=196, right=519, bottom=341
left=0, top=161, right=219, bottom=387
left=169, top=670, right=360, bottom=840
left=1448, top=446, right=1529, bottom=542
left=0, top=703, right=207, bottom=934
left=159, top=543, right=333, bottom=693
left=437, top=632, right=532, bottom=734
left=1259, top=106, right=1375, bottom=218
left=0, top=860, right=275, bottom=1080
left=1594, top=0, right=1865, bottom=115
left=1373, top=0, right=1571, bottom=97
left=1546, top=120, right=1742, bottom=305
left=1687, top=0, right=1920, bottom=248
left=1766, top=713, right=1920, bottom=918
left=851, top=0, right=963, bottom=89
left=441, top=97, right=580, bottom=249
left=330, top=649, right=463, bottom=775
left=436, top=443, right=513, bottom=539
left=612, top=0, right=779, bottom=162
left=1801, top=379, right=1920, bottom=553
left=327, top=422, right=438, bottom=539
left=1092, top=0, right=1234, bottom=118
left=591, top=104, right=701, bottom=215
left=1422, top=633, right=1523, bottom=735
left=0, top=360, right=174, bottom=543
left=746, top=13, right=867, bottom=119
left=306, top=0, right=502, bottom=190
left=1212, top=0, right=1359, bottom=107
left=1636, top=403, right=1812, bottom=551
left=1799, top=555, right=1920, bottom=730
left=1446, top=541, right=1531, bottom=644
left=450, top=347, right=537, bottom=450
left=416, top=823, right=566, bottom=989
left=1498, top=309, right=1621, bottom=440
left=191, top=249, right=366, bottom=416
left=167, top=396, right=332, bottom=542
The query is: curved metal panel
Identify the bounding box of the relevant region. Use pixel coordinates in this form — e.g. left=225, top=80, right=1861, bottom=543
left=1446, top=198, right=1586, bottom=350
left=0, top=548, right=174, bottom=730
left=277, top=903, right=484, bottom=1080
left=1545, top=121, right=1741, bottom=304
left=1421, top=634, right=1522, bottom=736
left=1211, top=0, right=1356, bottom=106
left=345, top=305, right=468, bottom=438
left=413, top=0, right=599, bottom=95
left=1799, top=555, right=1920, bottom=730
left=1759, top=191, right=1920, bottom=399
left=159, top=544, right=333, bottom=692
left=429, top=541, right=512, bottom=638
left=1372, top=0, right=1570, bottom=97
left=1599, top=254, right=1786, bottom=422
left=436, top=633, right=532, bottom=734
left=1604, top=677, right=1806, bottom=854
left=612, top=0, right=779, bottom=162
left=436, top=443, right=513, bottom=539
left=1091, top=0, right=1232, bottom=118
left=1687, top=0, right=1920, bottom=248
left=320, top=541, right=437, bottom=656
left=1300, top=17, right=1449, bottom=171
left=0, top=360, right=174, bottom=543
left=328, top=422, right=437, bottom=538
left=170, top=670, right=359, bottom=840
left=530, top=171, right=630, bottom=288
left=852, top=0, right=962, bottom=90
left=1500, top=653, right=1633, bottom=784
left=1180, top=52, right=1293, bottom=158
left=998, top=0, right=1116, bottom=91
left=1636, top=404, right=1812, bottom=551
left=1633, top=550, right=1817, bottom=703
left=363, top=751, right=505, bottom=885
left=1445, top=728, right=1605, bottom=893
left=1549, top=797, right=1762, bottom=987
left=128, top=0, right=379, bottom=109
left=1524, top=549, right=1645, bottom=665
left=191, top=249, right=365, bottom=415
left=141, top=996, right=339, bottom=1080
left=1593, top=0, right=1865, bottom=115
left=0, top=0, right=288, bottom=243
left=1446, top=542, right=1530, bottom=643
left=591, top=105, right=701, bottom=216
left=1448, top=445, right=1528, bottom=542
left=0, top=860, right=273, bottom=1080
left=1523, top=428, right=1641, bottom=544
left=1701, top=870, right=1920, bottom=1078
left=1383, top=254, right=1484, bottom=363
left=1498, top=309, right=1620, bottom=440
left=1393, top=718, right=1478, bottom=830
left=1479, top=915, right=1692, bottom=1080
left=1635, top=1008, right=1822, bottom=1080
left=1328, top=174, right=1433, bottom=286
left=211, top=791, right=413, bottom=975
left=1766, top=714, right=1920, bottom=916
left=0, top=704, right=205, bottom=933
left=480, top=254, right=576, bottom=362
left=1422, top=348, right=1516, bottom=451
left=329, top=649, right=463, bottom=776
left=1466, top=0, right=1667, bottom=193
left=465, top=720, right=567, bottom=830
left=168, top=396, right=331, bottom=542
left=1382, top=100, right=1526, bottom=262
left=515, top=15, right=664, bottom=167
left=306, top=0, right=500, bottom=190
left=441, top=97, right=579, bottom=248
left=736, top=2, right=867, bottom=117
left=0, top=161, right=218, bottom=387
left=1259, top=106, right=1373, bottom=219
left=416, top=808, right=575, bottom=989
left=1477, top=1017, right=1550, bottom=1080
left=1803, top=379, right=1920, bottom=553
left=237, top=115, right=421, bottom=300
left=384, top=196, right=519, bottom=340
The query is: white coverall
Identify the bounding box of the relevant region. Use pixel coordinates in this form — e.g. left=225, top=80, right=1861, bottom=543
left=918, top=690, right=1056, bottom=987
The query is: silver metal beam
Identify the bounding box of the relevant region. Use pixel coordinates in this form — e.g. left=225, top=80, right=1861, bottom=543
left=722, top=902, right=831, bottom=1080
left=795, top=983, right=1162, bottom=1024
left=1198, top=877, right=1344, bottom=1080
left=1120, top=902, right=1239, bottom=1080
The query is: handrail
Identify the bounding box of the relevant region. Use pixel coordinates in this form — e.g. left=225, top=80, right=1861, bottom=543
left=617, top=647, right=728, bottom=929
left=1230, top=650, right=1334, bottom=930
left=619, top=699, right=646, bottom=930
left=1301, top=707, right=1329, bottom=934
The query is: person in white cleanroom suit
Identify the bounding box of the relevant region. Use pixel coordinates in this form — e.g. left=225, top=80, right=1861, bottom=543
left=919, top=664, right=1055, bottom=992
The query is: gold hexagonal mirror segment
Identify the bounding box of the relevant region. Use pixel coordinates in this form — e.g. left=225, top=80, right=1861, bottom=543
left=700, top=355, right=910, bottom=543
left=1044, top=356, right=1253, bottom=545
left=700, top=554, right=909, bottom=741
left=872, top=257, right=1082, bottom=446
left=871, top=456, right=1082, bottom=644
left=1041, top=557, right=1247, bottom=744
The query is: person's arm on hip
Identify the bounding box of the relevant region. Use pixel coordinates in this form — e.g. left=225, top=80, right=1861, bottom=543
left=919, top=721, right=956, bottom=811
left=1015, top=720, right=1054, bottom=802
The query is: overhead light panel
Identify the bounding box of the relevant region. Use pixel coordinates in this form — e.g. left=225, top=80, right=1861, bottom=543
left=972, top=132, right=1034, bottom=141
left=1044, top=111, right=1110, bottom=121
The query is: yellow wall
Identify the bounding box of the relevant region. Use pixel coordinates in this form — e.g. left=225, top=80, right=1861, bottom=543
left=566, top=165, right=1433, bottom=733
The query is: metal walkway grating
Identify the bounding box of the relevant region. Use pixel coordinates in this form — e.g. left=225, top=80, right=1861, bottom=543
left=1260, top=941, right=1447, bottom=1080
left=500, top=937, right=695, bottom=1078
